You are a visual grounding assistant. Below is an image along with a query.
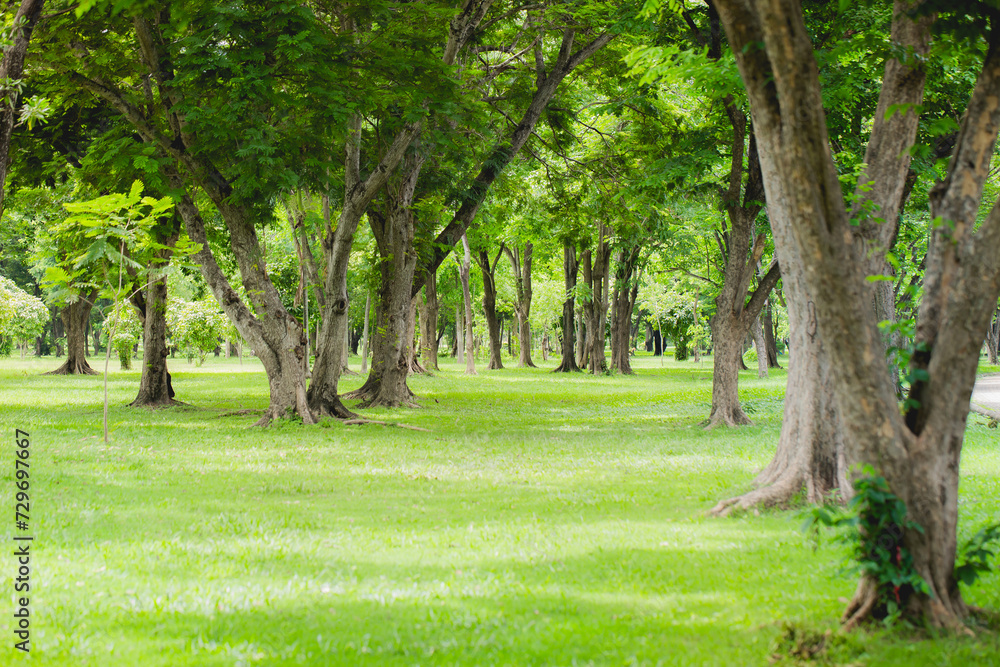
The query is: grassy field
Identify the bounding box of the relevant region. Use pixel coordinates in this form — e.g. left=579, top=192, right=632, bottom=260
left=0, top=351, right=998, bottom=666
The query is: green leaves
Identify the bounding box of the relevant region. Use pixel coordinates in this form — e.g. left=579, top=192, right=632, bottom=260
left=954, top=523, right=1000, bottom=587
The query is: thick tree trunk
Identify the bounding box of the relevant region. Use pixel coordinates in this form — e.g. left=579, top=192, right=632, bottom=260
left=717, top=0, right=997, bottom=630
left=360, top=291, right=371, bottom=373
left=130, top=217, right=181, bottom=407
left=419, top=273, right=439, bottom=371
left=129, top=273, right=177, bottom=406
left=587, top=234, right=610, bottom=374
left=553, top=243, right=580, bottom=372
left=645, top=320, right=654, bottom=352
left=345, top=157, right=424, bottom=408
left=406, top=296, right=425, bottom=375
left=610, top=247, right=640, bottom=375
left=46, top=293, right=98, bottom=375
left=168, top=177, right=314, bottom=425
left=0, top=0, right=45, bottom=214
left=714, top=0, right=929, bottom=502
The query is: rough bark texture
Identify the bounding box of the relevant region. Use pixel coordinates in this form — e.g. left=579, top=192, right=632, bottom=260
left=46, top=293, right=98, bottom=375
left=586, top=230, right=610, bottom=374
left=0, top=0, right=45, bottom=213
left=419, top=273, right=439, bottom=371
left=310, top=3, right=492, bottom=416
left=610, top=247, right=640, bottom=374
left=714, top=0, right=930, bottom=507
left=706, top=98, right=780, bottom=427
left=129, top=216, right=181, bottom=407
left=505, top=242, right=536, bottom=367
left=716, top=0, right=1000, bottom=629
left=345, top=155, right=425, bottom=408
left=553, top=242, right=581, bottom=372
left=477, top=246, right=505, bottom=370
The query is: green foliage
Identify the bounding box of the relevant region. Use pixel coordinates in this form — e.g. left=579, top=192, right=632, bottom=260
left=803, top=468, right=929, bottom=625
left=0, top=277, right=48, bottom=356
left=167, top=298, right=228, bottom=366
left=102, top=302, right=142, bottom=369
left=36, top=180, right=176, bottom=305
left=955, top=523, right=1000, bottom=587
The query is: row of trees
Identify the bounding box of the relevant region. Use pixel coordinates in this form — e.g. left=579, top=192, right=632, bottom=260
left=3, top=0, right=1000, bottom=630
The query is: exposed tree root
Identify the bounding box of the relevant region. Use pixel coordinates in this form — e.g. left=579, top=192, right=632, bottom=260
left=45, top=359, right=99, bottom=375
left=705, top=405, right=753, bottom=429
left=344, top=418, right=430, bottom=432
left=551, top=360, right=580, bottom=373
left=970, top=402, right=1000, bottom=421
left=217, top=408, right=265, bottom=418
left=709, top=473, right=804, bottom=517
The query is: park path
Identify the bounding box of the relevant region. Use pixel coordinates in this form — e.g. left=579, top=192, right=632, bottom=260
left=971, top=374, right=1000, bottom=412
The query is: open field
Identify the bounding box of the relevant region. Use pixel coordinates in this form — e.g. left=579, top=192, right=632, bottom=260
left=0, top=353, right=998, bottom=666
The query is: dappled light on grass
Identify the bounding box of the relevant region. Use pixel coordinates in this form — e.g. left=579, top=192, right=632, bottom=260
left=0, top=355, right=998, bottom=665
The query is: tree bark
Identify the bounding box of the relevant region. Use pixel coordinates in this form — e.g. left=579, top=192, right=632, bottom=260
left=0, top=0, right=45, bottom=214
left=460, top=234, right=476, bottom=375
left=344, top=155, right=425, bottom=408
left=129, top=217, right=181, bottom=407
left=360, top=291, right=371, bottom=373
left=762, top=299, right=782, bottom=368
left=477, top=245, right=505, bottom=370
left=553, top=242, right=580, bottom=372
left=610, top=247, right=641, bottom=374
left=716, top=0, right=999, bottom=629
left=506, top=242, right=537, bottom=367
left=986, top=306, right=999, bottom=365
left=714, top=0, right=930, bottom=504
left=752, top=315, right=768, bottom=379
left=419, top=272, right=439, bottom=371
left=46, top=292, right=98, bottom=375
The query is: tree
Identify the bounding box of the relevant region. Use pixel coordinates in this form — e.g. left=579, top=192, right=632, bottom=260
left=167, top=297, right=229, bottom=366
left=713, top=0, right=933, bottom=513
left=0, top=275, right=46, bottom=357
left=714, top=0, right=1000, bottom=629
left=0, top=0, right=45, bottom=213
left=102, top=300, right=141, bottom=370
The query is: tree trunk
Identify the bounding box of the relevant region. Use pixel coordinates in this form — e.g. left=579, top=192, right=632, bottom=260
left=460, top=234, right=476, bottom=375
left=716, top=0, right=996, bottom=630
left=506, top=241, right=535, bottom=368
left=360, top=291, right=371, bottom=373
left=762, top=299, right=782, bottom=368
left=610, top=247, right=640, bottom=374
left=46, top=292, right=98, bottom=375
left=344, top=155, right=424, bottom=408
left=478, top=246, right=505, bottom=370
left=714, top=0, right=930, bottom=501
left=0, top=0, right=45, bottom=214
left=752, top=316, right=768, bottom=379
left=553, top=242, right=581, bottom=372
left=419, top=272, right=439, bottom=371
left=456, top=303, right=464, bottom=363
left=986, top=306, right=999, bottom=365
left=645, top=320, right=654, bottom=352
left=130, top=217, right=181, bottom=407
left=587, top=233, right=611, bottom=374
left=129, top=272, right=177, bottom=405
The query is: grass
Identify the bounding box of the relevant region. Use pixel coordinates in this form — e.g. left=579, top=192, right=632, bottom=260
left=0, top=351, right=998, bottom=666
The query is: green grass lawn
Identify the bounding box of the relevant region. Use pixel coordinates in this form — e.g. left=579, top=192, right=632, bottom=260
left=0, top=352, right=998, bottom=666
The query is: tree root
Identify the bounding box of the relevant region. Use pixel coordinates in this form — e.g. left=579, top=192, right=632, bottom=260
left=709, top=472, right=803, bottom=517
left=970, top=402, right=1000, bottom=421
left=344, top=418, right=430, bottom=432
left=129, top=398, right=185, bottom=409
left=45, top=360, right=99, bottom=375
left=704, top=406, right=754, bottom=429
